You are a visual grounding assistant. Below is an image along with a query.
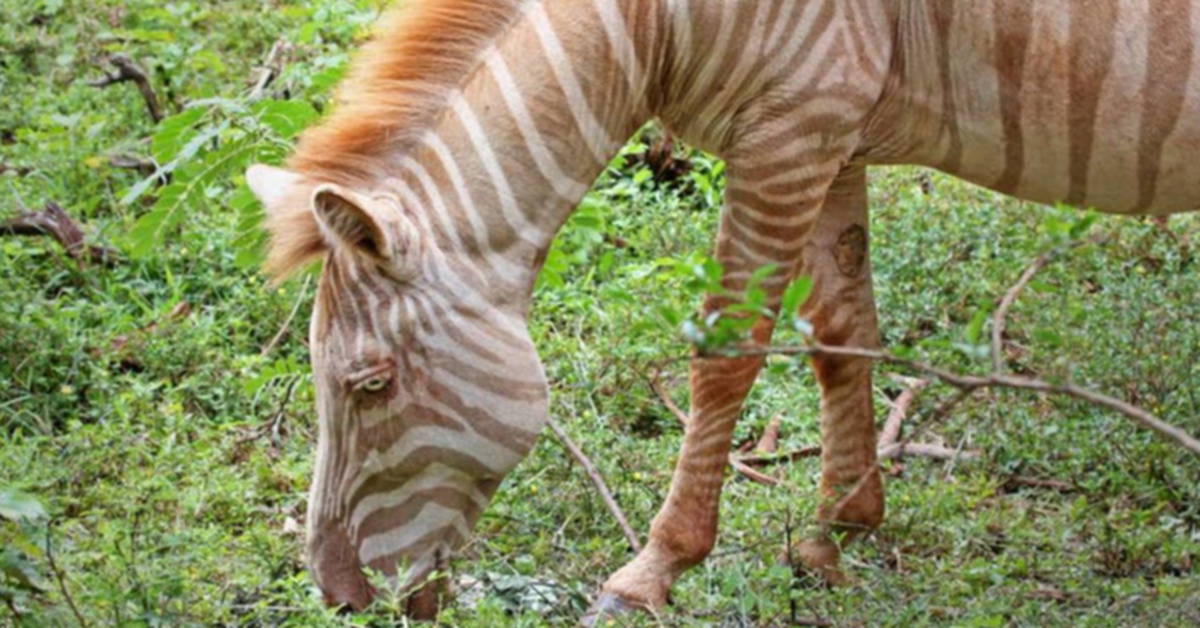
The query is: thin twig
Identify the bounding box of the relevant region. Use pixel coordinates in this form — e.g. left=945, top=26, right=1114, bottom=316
left=45, top=521, right=89, bottom=628
left=649, top=374, right=788, bottom=485
left=738, top=446, right=823, bottom=467
left=547, top=418, right=641, bottom=553
left=261, top=274, right=313, bottom=357
left=717, top=342, right=1200, bottom=457
left=991, top=235, right=1104, bottom=373
left=649, top=373, right=688, bottom=427
left=237, top=377, right=300, bottom=452
left=992, top=254, right=1056, bottom=373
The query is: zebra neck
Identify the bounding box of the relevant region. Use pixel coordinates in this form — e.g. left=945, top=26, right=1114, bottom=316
left=383, top=0, right=663, bottom=315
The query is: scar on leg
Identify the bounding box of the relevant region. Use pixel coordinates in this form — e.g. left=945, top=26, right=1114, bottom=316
left=834, top=225, right=868, bottom=278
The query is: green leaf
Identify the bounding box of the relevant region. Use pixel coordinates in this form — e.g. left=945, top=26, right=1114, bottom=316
left=747, top=264, right=779, bottom=289
left=0, top=551, right=46, bottom=593
left=0, top=489, right=46, bottom=521
left=152, top=107, right=207, bottom=164
left=254, top=100, right=319, bottom=141
left=966, top=306, right=990, bottom=346
left=780, top=276, right=814, bottom=315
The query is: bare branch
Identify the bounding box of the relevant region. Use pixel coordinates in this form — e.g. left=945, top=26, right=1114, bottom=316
left=90, top=55, right=163, bottom=123
left=716, top=342, right=1200, bottom=458
left=548, top=419, right=641, bottom=553
left=1, top=202, right=119, bottom=266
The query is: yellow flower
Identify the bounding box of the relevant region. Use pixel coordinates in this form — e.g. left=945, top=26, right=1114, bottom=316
left=60, top=385, right=75, bottom=396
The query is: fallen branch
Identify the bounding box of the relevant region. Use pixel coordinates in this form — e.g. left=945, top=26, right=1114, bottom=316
left=547, top=419, right=641, bottom=553
left=715, top=342, right=1200, bottom=458
left=90, top=55, right=163, bottom=123
left=1, top=202, right=119, bottom=266
left=737, top=378, right=971, bottom=470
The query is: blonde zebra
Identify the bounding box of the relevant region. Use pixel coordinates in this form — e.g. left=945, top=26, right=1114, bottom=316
left=245, top=0, right=1200, bottom=620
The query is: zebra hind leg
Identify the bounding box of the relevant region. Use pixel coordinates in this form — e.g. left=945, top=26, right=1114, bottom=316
left=787, top=167, right=885, bottom=586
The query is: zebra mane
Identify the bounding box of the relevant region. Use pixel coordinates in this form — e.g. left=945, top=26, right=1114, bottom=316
left=267, top=0, right=525, bottom=277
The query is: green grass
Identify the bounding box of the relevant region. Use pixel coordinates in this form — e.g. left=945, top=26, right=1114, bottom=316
left=2, top=1, right=1199, bottom=626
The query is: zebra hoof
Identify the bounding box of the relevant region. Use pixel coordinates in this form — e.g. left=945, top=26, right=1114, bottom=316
left=580, top=592, right=642, bottom=627
left=785, top=539, right=848, bottom=588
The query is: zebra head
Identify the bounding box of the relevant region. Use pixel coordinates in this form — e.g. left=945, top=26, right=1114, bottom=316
left=246, top=164, right=549, bottom=616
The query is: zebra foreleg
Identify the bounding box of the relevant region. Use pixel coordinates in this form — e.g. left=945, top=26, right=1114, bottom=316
left=584, top=160, right=845, bottom=623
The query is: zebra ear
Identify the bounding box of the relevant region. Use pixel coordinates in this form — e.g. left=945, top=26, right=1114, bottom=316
left=246, top=164, right=305, bottom=214
left=310, top=184, right=399, bottom=262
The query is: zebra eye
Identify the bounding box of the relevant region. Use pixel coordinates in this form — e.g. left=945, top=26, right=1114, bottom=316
left=361, top=376, right=390, bottom=393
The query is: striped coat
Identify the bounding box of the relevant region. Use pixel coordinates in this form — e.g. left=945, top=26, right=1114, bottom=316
left=245, top=0, right=1200, bottom=620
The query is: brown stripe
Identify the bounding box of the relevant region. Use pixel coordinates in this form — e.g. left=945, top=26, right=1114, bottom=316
left=1136, top=0, right=1194, bottom=211
left=1065, top=0, right=1118, bottom=206
left=351, top=447, right=503, bottom=505
left=424, top=377, right=540, bottom=450
left=933, top=5, right=963, bottom=173
left=991, top=0, right=1035, bottom=194
left=355, top=486, right=483, bottom=542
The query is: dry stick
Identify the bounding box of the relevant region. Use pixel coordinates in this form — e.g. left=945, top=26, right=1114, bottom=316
left=877, top=378, right=930, bottom=449
left=1, top=202, right=118, bottom=266
left=45, top=521, right=89, bottom=628
left=547, top=418, right=641, bottom=553
left=90, top=55, right=163, bottom=123
left=721, top=343, right=1200, bottom=458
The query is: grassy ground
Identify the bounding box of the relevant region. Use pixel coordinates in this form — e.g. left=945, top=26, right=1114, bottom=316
left=2, top=1, right=1199, bottom=626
